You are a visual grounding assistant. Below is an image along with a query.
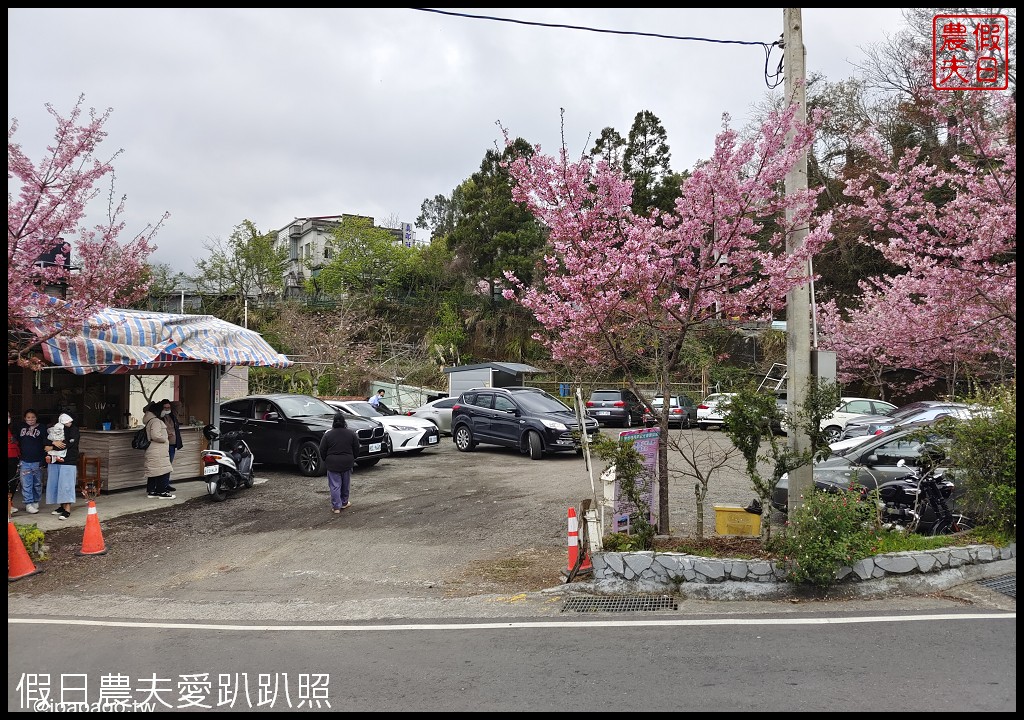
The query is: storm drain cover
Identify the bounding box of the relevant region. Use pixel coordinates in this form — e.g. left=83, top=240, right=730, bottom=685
left=562, top=595, right=678, bottom=613
left=976, top=574, right=1016, bottom=599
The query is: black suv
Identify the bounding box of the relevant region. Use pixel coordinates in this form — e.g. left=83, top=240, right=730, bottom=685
left=451, top=386, right=600, bottom=459
left=585, top=388, right=648, bottom=428
left=219, top=394, right=390, bottom=476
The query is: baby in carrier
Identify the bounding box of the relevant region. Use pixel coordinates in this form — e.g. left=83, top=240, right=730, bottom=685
left=46, top=421, right=67, bottom=463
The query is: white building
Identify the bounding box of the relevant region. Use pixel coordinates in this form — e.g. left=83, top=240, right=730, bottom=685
left=276, top=215, right=424, bottom=299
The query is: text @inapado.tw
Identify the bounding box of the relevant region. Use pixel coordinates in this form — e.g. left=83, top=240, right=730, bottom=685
left=14, top=672, right=331, bottom=711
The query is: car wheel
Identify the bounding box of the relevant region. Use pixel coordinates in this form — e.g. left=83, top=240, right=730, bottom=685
left=297, top=440, right=324, bottom=477
left=697, top=423, right=707, bottom=431
left=624, top=412, right=633, bottom=428
left=453, top=425, right=475, bottom=452
left=823, top=425, right=842, bottom=443
left=527, top=430, right=543, bottom=460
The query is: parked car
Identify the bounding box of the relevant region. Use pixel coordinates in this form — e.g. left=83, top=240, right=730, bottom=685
left=647, top=394, right=698, bottom=428
left=696, top=393, right=737, bottom=430
left=404, top=397, right=457, bottom=436
left=326, top=400, right=441, bottom=455
left=452, top=386, right=600, bottom=459
left=839, top=401, right=976, bottom=440
left=585, top=388, right=648, bottom=428
left=219, top=394, right=389, bottom=476
left=820, top=397, right=899, bottom=443
left=770, top=420, right=965, bottom=532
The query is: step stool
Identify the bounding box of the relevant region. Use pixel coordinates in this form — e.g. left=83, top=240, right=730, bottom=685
left=77, top=455, right=103, bottom=498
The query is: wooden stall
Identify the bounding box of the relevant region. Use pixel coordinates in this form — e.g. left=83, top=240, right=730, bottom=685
left=8, top=307, right=292, bottom=493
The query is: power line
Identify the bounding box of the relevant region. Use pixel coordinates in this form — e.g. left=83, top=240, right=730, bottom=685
left=413, top=8, right=772, bottom=47
left=412, top=8, right=784, bottom=88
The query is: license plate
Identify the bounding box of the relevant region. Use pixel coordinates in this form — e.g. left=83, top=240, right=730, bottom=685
left=203, top=465, right=219, bottom=476
left=597, top=411, right=610, bottom=416
left=428, top=435, right=438, bottom=444
left=370, top=442, right=382, bottom=453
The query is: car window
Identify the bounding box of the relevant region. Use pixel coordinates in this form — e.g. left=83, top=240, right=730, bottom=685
left=276, top=395, right=335, bottom=418
left=494, top=396, right=517, bottom=412
left=515, top=391, right=569, bottom=413
left=345, top=401, right=383, bottom=418
left=222, top=400, right=250, bottom=419
left=590, top=391, right=623, bottom=402
left=843, top=400, right=874, bottom=414
left=434, top=398, right=457, bottom=409
left=473, top=393, right=494, bottom=409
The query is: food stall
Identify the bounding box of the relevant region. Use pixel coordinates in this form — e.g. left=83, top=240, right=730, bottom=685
left=9, top=306, right=292, bottom=492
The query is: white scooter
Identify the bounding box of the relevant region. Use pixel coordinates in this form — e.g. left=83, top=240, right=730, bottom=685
left=201, top=424, right=255, bottom=502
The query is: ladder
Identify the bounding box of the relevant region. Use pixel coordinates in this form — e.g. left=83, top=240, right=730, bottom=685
left=758, top=363, right=788, bottom=393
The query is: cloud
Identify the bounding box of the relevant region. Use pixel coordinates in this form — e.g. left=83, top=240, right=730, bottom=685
left=8, top=8, right=909, bottom=273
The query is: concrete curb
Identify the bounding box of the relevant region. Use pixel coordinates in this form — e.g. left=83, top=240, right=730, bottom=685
left=582, top=542, right=1016, bottom=599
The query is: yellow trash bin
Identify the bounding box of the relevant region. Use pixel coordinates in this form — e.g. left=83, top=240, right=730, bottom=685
left=713, top=504, right=762, bottom=537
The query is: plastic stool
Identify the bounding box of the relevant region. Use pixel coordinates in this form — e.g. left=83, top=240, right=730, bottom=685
left=77, top=455, right=103, bottom=498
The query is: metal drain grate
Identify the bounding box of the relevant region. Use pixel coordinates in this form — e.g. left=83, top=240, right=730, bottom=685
left=976, top=574, right=1016, bottom=599
left=562, top=595, right=678, bottom=613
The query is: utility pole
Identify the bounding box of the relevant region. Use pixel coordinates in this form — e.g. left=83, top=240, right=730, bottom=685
left=783, top=8, right=813, bottom=514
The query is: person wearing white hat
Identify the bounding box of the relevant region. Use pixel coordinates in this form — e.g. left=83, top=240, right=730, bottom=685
left=44, top=412, right=80, bottom=520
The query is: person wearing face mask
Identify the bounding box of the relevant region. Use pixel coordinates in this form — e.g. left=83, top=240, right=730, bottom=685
left=143, top=401, right=175, bottom=499
left=17, top=409, right=47, bottom=514
left=160, top=399, right=183, bottom=492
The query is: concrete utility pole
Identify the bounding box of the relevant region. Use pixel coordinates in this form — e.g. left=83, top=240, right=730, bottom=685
left=783, top=8, right=813, bottom=514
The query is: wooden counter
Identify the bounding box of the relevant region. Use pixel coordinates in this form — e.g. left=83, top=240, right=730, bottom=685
left=79, top=427, right=205, bottom=492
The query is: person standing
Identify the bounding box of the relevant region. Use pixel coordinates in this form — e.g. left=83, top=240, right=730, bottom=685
left=160, top=399, right=183, bottom=492
left=44, top=413, right=79, bottom=520
left=319, top=413, right=359, bottom=514
left=8, top=412, right=20, bottom=516
left=142, top=401, right=175, bottom=499
left=368, top=389, right=386, bottom=409
left=17, top=409, right=47, bottom=514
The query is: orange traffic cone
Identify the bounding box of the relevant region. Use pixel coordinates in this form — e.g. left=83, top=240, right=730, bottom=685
left=8, top=519, right=43, bottom=582
left=563, top=506, right=593, bottom=577
left=77, top=500, right=107, bottom=556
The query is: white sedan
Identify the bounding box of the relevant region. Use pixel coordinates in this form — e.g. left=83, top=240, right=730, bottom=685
left=326, top=400, right=441, bottom=455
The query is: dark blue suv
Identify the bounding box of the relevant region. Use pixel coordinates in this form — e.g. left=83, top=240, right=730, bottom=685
left=451, top=387, right=600, bottom=460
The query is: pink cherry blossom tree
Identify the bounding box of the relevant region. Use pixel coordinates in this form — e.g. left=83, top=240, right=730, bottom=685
left=8, top=94, right=167, bottom=369
left=502, top=104, right=833, bottom=533
left=819, top=90, right=1016, bottom=396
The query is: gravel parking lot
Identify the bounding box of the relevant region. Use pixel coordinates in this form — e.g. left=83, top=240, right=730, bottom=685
left=9, top=428, right=770, bottom=608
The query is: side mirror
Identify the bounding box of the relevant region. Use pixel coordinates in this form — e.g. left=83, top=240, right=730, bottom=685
left=266, top=412, right=280, bottom=421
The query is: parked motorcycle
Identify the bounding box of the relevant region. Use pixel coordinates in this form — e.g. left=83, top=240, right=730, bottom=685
left=869, top=450, right=974, bottom=536
left=201, top=424, right=255, bottom=502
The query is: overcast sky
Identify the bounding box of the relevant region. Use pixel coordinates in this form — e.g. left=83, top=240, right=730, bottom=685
left=9, top=8, right=910, bottom=274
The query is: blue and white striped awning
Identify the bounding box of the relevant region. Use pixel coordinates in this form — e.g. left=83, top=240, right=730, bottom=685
left=33, top=302, right=293, bottom=375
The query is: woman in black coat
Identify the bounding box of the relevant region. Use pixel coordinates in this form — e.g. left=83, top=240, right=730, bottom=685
left=318, top=413, right=360, bottom=514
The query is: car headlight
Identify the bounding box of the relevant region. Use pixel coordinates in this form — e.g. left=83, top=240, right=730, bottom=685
left=388, top=424, right=419, bottom=432
left=541, top=419, right=567, bottom=431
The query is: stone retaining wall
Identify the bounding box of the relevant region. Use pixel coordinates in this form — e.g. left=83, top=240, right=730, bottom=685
left=592, top=543, right=1016, bottom=592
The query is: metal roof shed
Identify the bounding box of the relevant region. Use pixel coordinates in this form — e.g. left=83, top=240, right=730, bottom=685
left=443, top=362, right=547, bottom=398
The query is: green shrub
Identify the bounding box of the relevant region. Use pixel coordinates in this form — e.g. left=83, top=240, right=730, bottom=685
left=777, top=485, right=877, bottom=587
left=938, top=383, right=1016, bottom=535
left=14, top=522, right=49, bottom=562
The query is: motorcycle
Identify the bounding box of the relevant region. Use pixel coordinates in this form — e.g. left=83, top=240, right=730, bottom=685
left=200, top=424, right=255, bottom=502
left=869, top=450, right=974, bottom=536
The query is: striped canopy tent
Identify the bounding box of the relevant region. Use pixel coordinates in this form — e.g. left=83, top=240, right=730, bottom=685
left=32, top=302, right=292, bottom=375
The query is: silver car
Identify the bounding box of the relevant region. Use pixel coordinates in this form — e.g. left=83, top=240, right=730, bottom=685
left=403, top=396, right=457, bottom=436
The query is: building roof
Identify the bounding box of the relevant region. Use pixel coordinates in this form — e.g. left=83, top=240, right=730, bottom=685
left=443, top=362, right=548, bottom=375
left=31, top=298, right=292, bottom=375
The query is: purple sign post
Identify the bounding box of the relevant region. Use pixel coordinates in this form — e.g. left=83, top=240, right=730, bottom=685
left=611, top=428, right=659, bottom=534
